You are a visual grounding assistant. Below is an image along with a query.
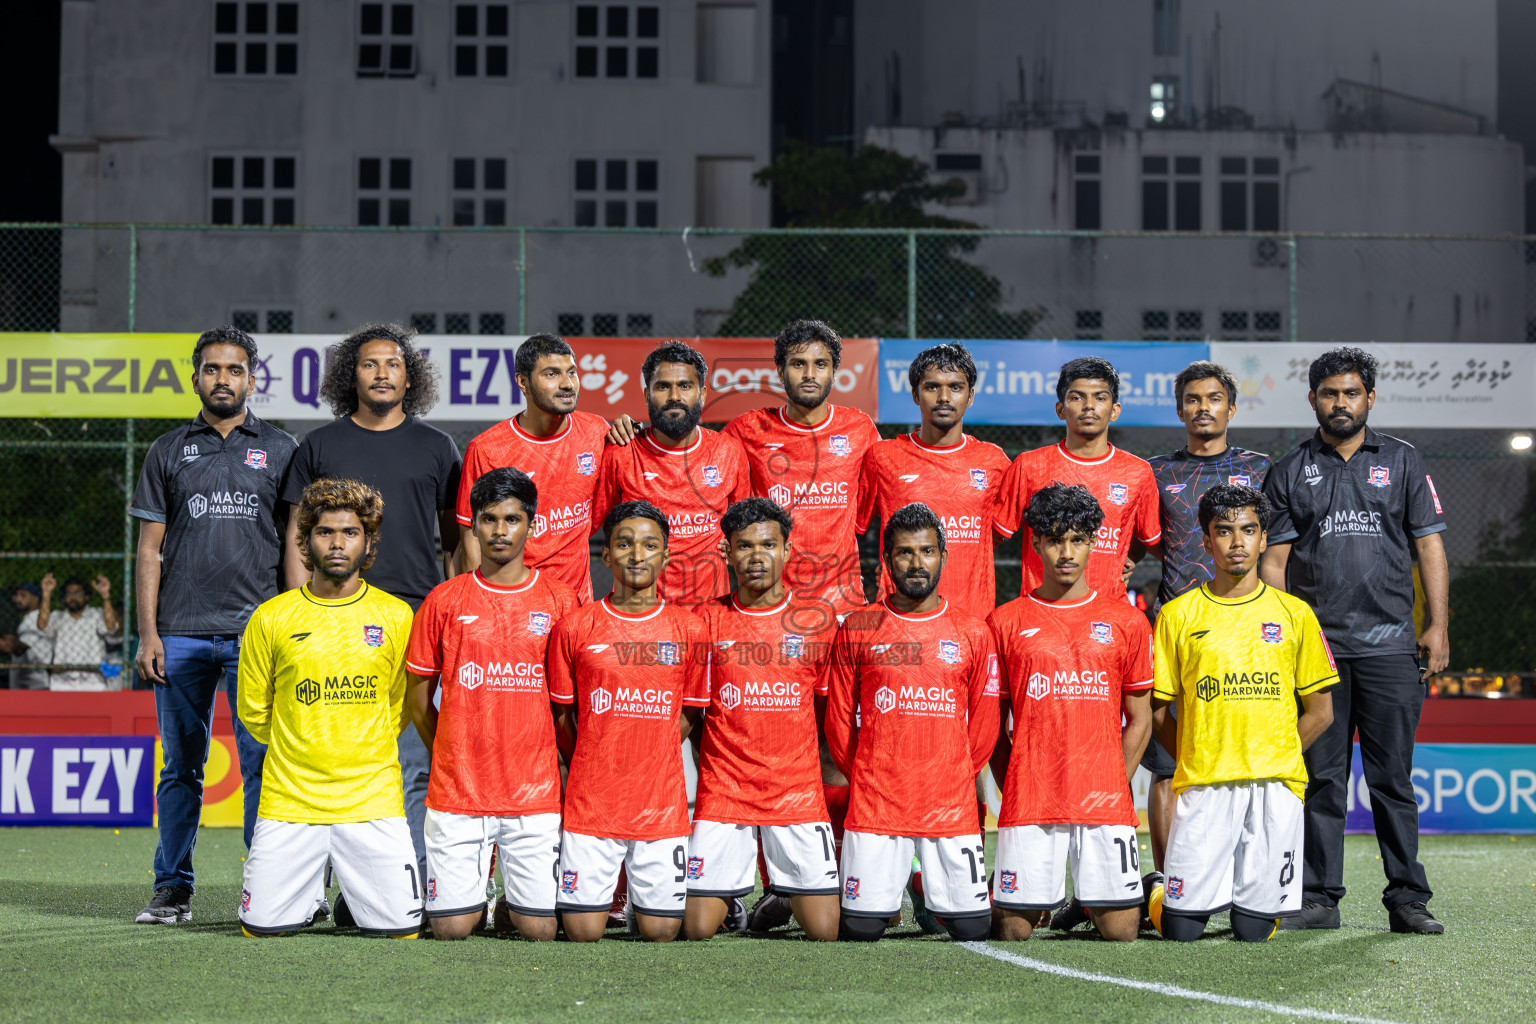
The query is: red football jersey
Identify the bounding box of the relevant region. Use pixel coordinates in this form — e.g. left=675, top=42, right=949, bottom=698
left=826, top=599, right=1000, bottom=838
left=855, top=432, right=1011, bottom=622
left=546, top=598, right=710, bottom=840
left=692, top=591, right=837, bottom=827
left=456, top=411, right=611, bottom=603
left=405, top=569, right=580, bottom=817
left=988, top=590, right=1153, bottom=828
left=592, top=429, right=753, bottom=608
left=994, top=442, right=1161, bottom=600
left=722, top=405, right=880, bottom=610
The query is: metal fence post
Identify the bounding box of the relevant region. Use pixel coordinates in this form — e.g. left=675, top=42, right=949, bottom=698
left=517, top=227, right=527, bottom=334
left=122, top=417, right=135, bottom=687
left=1287, top=233, right=1298, bottom=341
left=127, top=223, right=138, bottom=332
left=906, top=230, right=917, bottom=338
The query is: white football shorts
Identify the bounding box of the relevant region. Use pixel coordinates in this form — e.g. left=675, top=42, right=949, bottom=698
left=685, top=819, right=840, bottom=898
left=240, top=816, right=422, bottom=936
left=839, top=830, right=990, bottom=920
left=1162, top=780, right=1305, bottom=918
left=423, top=809, right=562, bottom=919
left=555, top=830, right=689, bottom=919
left=992, top=823, right=1144, bottom=911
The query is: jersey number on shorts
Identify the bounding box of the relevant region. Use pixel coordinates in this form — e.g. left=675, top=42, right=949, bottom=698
left=1112, top=837, right=1140, bottom=874
left=673, top=845, right=687, bottom=883
left=961, top=845, right=986, bottom=884
left=1279, top=850, right=1295, bottom=887
left=814, top=825, right=833, bottom=862
left=404, top=864, right=419, bottom=900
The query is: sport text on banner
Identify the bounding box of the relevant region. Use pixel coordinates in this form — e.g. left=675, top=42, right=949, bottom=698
left=0, top=736, right=155, bottom=827
left=1345, top=742, right=1536, bottom=834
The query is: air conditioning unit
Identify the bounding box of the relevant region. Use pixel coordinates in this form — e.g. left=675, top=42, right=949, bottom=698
left=934, top=153, right=984, bottom=206
left=1252, top=237, right=1288, bottom=267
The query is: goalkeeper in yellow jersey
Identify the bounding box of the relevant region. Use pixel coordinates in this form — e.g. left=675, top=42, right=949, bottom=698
left=237, top=478, right=419, bottom=937
left=1148, top=483, right=1336, bottom=942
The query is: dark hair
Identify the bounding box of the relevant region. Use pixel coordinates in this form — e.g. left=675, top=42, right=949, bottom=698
left=320, top=322, right=440, bottom=418
left=1024, top=483, right=1104, bottom=539
left=1198, top=483, right=1273, bottom=533
left=192, top=326, right=258, bottom=371
left=295, top=477, right=386, bottom=572
left=1308, top=346, right=1377, bottom=393
left=775, top=319, right=842, bottom=370
left=1055, top=356, right=1120, bottom=403
left=1175, top=360, right=1238, bottom=405
left=882, top=502, right=946, bottom=554
left=601, top=499, right=670, bottom=544
left=720, top=497, right=793, bottom=542
left=641, top=340, right=708, bottom=388
left=469, top=467, right=538, bottom=520
left=62, top=577, right=88, bottom=593
left=515, top=333, right=574, bottom=380
left=907, top=343, right=977, bottom=393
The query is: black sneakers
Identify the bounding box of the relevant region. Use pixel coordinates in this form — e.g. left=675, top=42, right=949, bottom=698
left=1388, top=902, right=1444, bottom=934
left=746, top=892, right=794, bottom=932
left=1275, top=899, right=1341, bottom=930
left=722, top=897, right=749, bottom=934
left=1050, top=896, right=1090, bottom=933
left=135, top=886, right=192, bottom=924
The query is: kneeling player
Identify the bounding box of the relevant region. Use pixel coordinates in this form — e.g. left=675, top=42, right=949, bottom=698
left=405, top=468, right=579, bottom=940
left=1148, top=484, right=1336, bottom=942
left=826, top=503, right=1000, bottom=942
left=548, top=501, right=710, bottom=942
left=987, top=484, right=1153, bottom=942
left=685, top=498, right=841, bottom=941
left=237, top=478, right=420, bottom=938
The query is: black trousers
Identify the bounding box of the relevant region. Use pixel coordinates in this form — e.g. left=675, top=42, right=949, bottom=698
left=1301, top=653, right=1432, bottom=910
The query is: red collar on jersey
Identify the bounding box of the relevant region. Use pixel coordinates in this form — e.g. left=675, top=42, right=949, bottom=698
left=729, top=590, right=795, bottom=615
left=472, top=568, right=540, bottom=594
left=600, top=595, right=667, bottom=620
left=906, top=432, right=968, bottom=453
left=1055, top=440, right=1117, bottom=465
left=640, top=430, right=704, bottom=456
left=508, top=414, right=573, bottom=444
left=880, top=596, right=950, bottom=620
left=775, top=405, right=837, bottom=433
left=1025, top=589, right=1099, bottom=609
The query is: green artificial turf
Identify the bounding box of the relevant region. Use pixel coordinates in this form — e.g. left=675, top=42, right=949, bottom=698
left=0, top=829, right=1531, bottom=1023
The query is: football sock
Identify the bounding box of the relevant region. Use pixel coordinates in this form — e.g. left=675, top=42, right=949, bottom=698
left=838, top=915, right=886, bottom=942
left=938, top=914, right=990, bottom=941
left=1156, top=911, right=1209, bottom=942
left=1230, top=908, right=1280, bottom=943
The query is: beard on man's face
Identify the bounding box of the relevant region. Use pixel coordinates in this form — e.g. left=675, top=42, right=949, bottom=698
left=648, top=398, right=703, bottom=440
left=892, top=565, right=940, bottom=602
left=201, top=387, right=245, bottom=418
left=1317, top=404, right=1367, bottom=440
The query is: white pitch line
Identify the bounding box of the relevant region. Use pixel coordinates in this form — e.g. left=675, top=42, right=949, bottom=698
left=958, top=942, right=1407, bottom=1024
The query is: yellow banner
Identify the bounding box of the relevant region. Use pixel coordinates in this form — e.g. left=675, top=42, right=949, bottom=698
left=151, top=734, right=246, bottom=829
left=0, top=333, right=203, bottom=417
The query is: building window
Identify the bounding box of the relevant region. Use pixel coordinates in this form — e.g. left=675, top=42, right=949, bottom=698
left=575, top=4, right=660, bottom=79
left=697, top=3, right=754, bottom=85
left=231, top=309, right=294, bottom=332
left=1152, top=0, right=1180, bottom=56
left=555, top=312, right=651, bottom=334
left=412, top=312, right=506, bottom=334
left=1142, top=309, right=1204, bottom=341
left=211, top=155, right=297, bottom=225
left=1149, top=75, right=1178, bottom=125
left=1073, top=153, right=1101, bottom=230
left=574, top=157, right=658, bottom=227
left=1074, top=309, right=1103, bottom=341
left=410, top=312, right=438, bottom=333
left=1220, top=309, right=1283, bottom=341
left=454, top=3, right=510, bottom=76
left=1219, top=156, right=1281, bottom=232
left=358, top=157, right=412, bottom=226
left=557, top=313, right=585, bottom=335
left=358, top=3, right=416, bottom=77
left=1141, top=155, right=1199, bottom=231
left=452, top=158, right=509, bottom=225
left=213, top=2, right=299, bottom=75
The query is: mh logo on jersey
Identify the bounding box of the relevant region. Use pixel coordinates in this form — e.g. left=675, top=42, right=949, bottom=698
left=702, top=465, right=721, bottom=487
left=1090, top=622, right=1112, bottom=644
left=718, top=682, right=741, bottom=710
left=769, top=483, right=792, bottom=507
left=1369, top=466, right=1391, bottom=488
left=296, top=678, right=321, bottom=705
left=363, top=625, right=384, bottom=647
left=528, top=611, right=551, bottom=636
left=782, top=634, right=804, bottom=658
left=844, top=877, right=860, bottom=900
left=576, top=451, right=596, bottom=475
left=686, top=856, right=705, bottom=880
left=1108, top=483, right=1129, bottom=506
left=830, top=435, right=850, bottom=456
left=458, top=662, right=485, bottom=690
left=244, top=449, right=267, bottom=469
left=1261, top=622, right=1284, bottom=644
left=999, top=870, right=1018, bottom=894
left=561, top=870, right=579, bottom=895
left=969, top=468, right=988, bottom=491
left=1026, top=672, right=1051, bottom=701
left=937, top=639, right=961, bottom=664
left=873, top=686, right=896, bottom=714
left=590, top=687, right=613, bottom=714
left=187, top=494, right=209, bottom=518
left=1196, top=675, right=1221, bottom=702
left=657, top=641, right=678, bottom=665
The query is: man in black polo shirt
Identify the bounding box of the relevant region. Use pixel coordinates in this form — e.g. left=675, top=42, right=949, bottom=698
left=1260, top=347, right=1448, bottom=935
left=130, top=326, right=298, bottom=925
left=281, top=322, right=462, bottom=893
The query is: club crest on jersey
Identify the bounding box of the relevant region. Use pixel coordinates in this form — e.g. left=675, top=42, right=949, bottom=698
left=425, top=878, right=438, bottom=901
left=657, top=641, right=678, bottom=665
left=1166, top=875, right=1185, bottom=900
left=576, top=451, right=596, bottom=475
left=1228, top=474, right=1251, bottom=486
left=830, top=434, right=850, bottom=456
left=969, top=468, right=988, bottom=490
left=1261, top=622, right=1283, bottom=644
left=702, top=465, right=721, bottom=487
left=244, top=449, right=267, bottom=469
left=560, top=870, right=579, bottom=894
left=528, top=611, right=551, bottom=636
left=362, top=625, right=384, bottom=647
left=782, top=634, right=805, bottom=658
left=938, top=639, right=961, bottom=664
left=1369, top=466, right=1391, bottom=488
left=1090, top=622, right=1112, bottom=644
left=686, top=856, right=705, bottom=880
left=844, top=877, right=860, bottom=900
left=1108, top=483, right=1129, bottom=506
left=1164, top=483, right=1186, bottom=494
left=999, top=870, right=1018, bottom=894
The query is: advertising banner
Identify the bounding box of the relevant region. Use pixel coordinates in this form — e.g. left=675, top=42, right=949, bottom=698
left=878, top=340, right=1209, bottom=425
left=1212, top=342, right=1536, bottom=429
left=0, top=333, right=880, bottom=422
left=0, top=735, right=155, bottom=827
left=1346, top=743, right=1536, bottom=834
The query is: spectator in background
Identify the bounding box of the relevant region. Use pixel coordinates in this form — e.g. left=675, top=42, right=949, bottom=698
left=10, top=583, right=51, bottom=690
left=38, top=572, right=120, bottom=691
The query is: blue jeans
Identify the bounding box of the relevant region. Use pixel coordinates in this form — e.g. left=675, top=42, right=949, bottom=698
left=152, top=634, right=267, bottom=892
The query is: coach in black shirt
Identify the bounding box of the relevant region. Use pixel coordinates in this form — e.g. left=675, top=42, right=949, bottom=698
left=281, top=322, right=461, bottom=888
left=130, top=327, right=298, bottom=925
left=1260, top=347, right=1448, bottom=935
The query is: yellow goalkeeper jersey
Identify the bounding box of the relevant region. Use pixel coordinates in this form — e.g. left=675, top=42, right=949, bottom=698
left=1153, top=583, right=1338, bottom=801
left=238, top=582, right=414, bottom=824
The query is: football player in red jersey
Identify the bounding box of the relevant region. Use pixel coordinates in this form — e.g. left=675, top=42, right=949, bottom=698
left=548, top=500, right=710, bottom=943
left=456, top=334, right=611, bottom=602
left=987, top=484, right=1153, bottom=943
left=405, top=468, right=579, bottom=940
left=994, top=357, right=1161, bottom=600
left=856, top=344, right=1010, bottom=623
left=593, top=341, right=752, bottom=608
left=826, top=503, right=1000, bottom=942
left=685, top=497, right=842, bottom=942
